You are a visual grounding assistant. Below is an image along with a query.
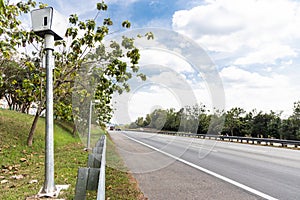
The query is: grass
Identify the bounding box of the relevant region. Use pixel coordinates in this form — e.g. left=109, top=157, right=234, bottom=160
left=0, top=109, right=144, bottom=200
left=0, top=109, right=87, bottom=199
left=105, top=134, right=145, bottom=200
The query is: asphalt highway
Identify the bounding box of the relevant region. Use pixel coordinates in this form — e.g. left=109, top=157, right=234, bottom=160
left=110, top=131, right=300, bottom=200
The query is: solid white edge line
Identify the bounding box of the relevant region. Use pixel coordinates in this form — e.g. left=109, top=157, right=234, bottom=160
left=123, top=133, right=278, bottom=200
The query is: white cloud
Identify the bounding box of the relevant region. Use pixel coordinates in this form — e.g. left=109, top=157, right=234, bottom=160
left=171, top=0, right=300, bottom=115
left=111, top=83, right=184, bottom=124
left=220, top=66, right=298, bottom=115
left=128, top=85, right=182, bottom=116
left=172, top=0, right=300, bottom=65
left=139, top=49, right=194, bottom=73
left=220, top=66, right=288, bottom=88
left=234, top=44, right=297, bottom=65
left=111, top=54, right=209, bottom=124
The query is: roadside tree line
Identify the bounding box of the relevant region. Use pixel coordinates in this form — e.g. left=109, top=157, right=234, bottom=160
left=129, top=102, right=300, bottom=140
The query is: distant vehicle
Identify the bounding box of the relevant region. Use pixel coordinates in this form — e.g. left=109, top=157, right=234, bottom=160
left=115, top=128, right=121, bottom=131
left=109, top=126, right=115, bottom=131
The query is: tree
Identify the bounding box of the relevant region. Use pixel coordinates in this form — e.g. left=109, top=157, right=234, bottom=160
left=293, top=102, right=300, bottom=139
left=1, top=1, right=147, bottom=146
left=194, top=104, right=211, bottom=135
left=144, top=114, right=151, bottom=127
left=149, top=109, right=167, bottom=130
left=251, top=111, right=267, bottom=138
left=163, top=108, right=180, bottom=131
left=267, top=111, right=281, bottom=139
left=250, top=111, right=281, bottom=138
left=0, top=60, right=42, bottom=113
left=0, top=0, right=40, bottom=113
left=224, top=107, right=246, bottom=136
left=241, top=110, right=254, bottom=137
left=282, top=101, right=300, bottom=140
left=135, top=117, right=144, bottom=127
left=207, top=109, right=225, bottom=135
left=280, top=118, right=293, bottom=140
left=179, top=104, right=206, bottom=133
left=0, top=0, right=38, bottom=59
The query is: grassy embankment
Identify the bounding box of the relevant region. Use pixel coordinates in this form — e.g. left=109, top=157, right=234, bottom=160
left=0, top=109, right=143, bottom=199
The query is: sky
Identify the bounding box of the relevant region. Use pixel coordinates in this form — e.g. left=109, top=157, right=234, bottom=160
left=22, top=0, right=300, bottom=124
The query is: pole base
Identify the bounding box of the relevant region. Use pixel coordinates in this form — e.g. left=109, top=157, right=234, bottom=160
left=34, top=185, right=70, bottom=198
left=83, top=147, right=92, bottom=151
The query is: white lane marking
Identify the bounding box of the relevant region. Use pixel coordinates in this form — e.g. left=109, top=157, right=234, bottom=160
left=123, top=133, right=278, bottom=200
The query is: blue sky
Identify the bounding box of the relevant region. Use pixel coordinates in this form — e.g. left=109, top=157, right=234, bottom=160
left=44, top=0, right=204, bottom=29
left=25, top=0, right=300, bottom=123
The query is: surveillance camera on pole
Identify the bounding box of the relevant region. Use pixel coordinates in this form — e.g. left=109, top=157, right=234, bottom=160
left=31, top=7, right=68, bottom=198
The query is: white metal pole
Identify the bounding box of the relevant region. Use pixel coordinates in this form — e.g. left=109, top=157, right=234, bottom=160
left=97, top=135, right=106, bottom=200
left=41, top=33, right=56, bottom=196
left=87, top=100, right=92, bottom=149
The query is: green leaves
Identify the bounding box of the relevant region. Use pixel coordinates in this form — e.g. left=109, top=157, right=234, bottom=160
left=122, top=20, right=131, bottom=28
left=121, top=36, right=134, bottom=49
left=1, top=0, right=147, bottom=135
left=65, top=27, right=78, bottom=39
left=97, top=26, right=108, bottom=35
left=145, top=32, right=154, bottom=40
left=103, top=18, right=113, bottom=26
left=86, top=20, right=96, bottom=31
left=69, top=14, right=78, bottom=25
left=126, top=48, right=140, bottom=65
left=137, top=73, right=146, bottom=81
left=0, top=0, right=5, bottom=15
left=16, top=1, right=35, bottom=13
left=0, top=59, right=42, bottom=113
left=25, top=61, right=35, bottom=71
left=38, top=2, right=47, bottom=9
left=0, top=0, right=36, bottom=59
left=78, top=21, right=86, bottom=30
left=54, top=40, right=66, bottom=47
left=97, top=2, right=108, bottom=11
left=70, top=39, right=82, bottom=54
left=54, top=102, right=73, bottom=121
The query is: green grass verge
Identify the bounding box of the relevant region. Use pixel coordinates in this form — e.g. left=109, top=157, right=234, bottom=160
left=0, top=109, right=143, bottom=200
left=105, top=133, right=145, bottom=200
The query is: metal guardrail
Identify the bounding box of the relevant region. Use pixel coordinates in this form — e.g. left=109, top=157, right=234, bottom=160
left=157, top=131, right=300, bottom=148
left=128, top=129, right=300, bottom=148
left=74, top=135, right=106, bottom=200
left=97, top=135, right=106, bottom=200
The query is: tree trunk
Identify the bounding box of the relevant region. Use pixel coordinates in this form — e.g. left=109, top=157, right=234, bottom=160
left=27, top=102, right=44, bottom=146
left=72, top=124, right=77, bottom=137
left=27, top=78, right=45, bottom=146
left=27, top=110, right=40, bottom=146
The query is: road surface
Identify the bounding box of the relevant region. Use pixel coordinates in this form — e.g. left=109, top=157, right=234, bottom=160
left=109, top=131, right=300, bottom=200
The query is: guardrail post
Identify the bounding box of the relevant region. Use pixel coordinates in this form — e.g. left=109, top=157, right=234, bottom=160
left=75, top=168, right=89, bottom=200
left=75, top=135, right=106, bottom=200
left=282, top=143, right=287, bottom=147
